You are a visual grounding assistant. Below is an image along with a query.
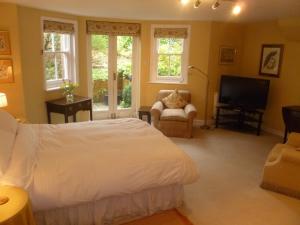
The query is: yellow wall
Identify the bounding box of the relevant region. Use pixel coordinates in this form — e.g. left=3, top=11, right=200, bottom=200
left=207, top=22, right=244, bottom=119
left=16, top=5, right=220, bottom=124
left=18, top=7, right=82, bottom=123
left=3, top=3, right=299, bottom=134
left=0, top=3, right=26, bottom=118
left=240, top=20, right=300, bottom=132
left=140, top=21, right=212, bottom=121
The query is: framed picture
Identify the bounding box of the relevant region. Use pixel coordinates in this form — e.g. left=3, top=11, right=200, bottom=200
left=259, top=44, right=284, bottom=77
left=0, top=59, right=14, bottom=83
left=0, top=31, right=11, bottom=55
left=219, top=46, right=236, bottom=64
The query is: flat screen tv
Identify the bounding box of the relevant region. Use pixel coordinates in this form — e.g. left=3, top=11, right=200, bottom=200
left=219, top=75, right=270, bottom=110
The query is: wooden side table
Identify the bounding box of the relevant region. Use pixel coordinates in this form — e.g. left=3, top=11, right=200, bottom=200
left=138, top=106, right=152, bottom=124
left=0, top=186, right=36, bottom=225
left=46, top=95, right=93, bottom=124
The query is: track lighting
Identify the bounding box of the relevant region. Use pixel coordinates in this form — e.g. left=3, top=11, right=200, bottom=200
left=179, top=0, right=242, bottom=16
left=193, top=0, right=201, bottom=8
left=212, top=0, right=220, bottom=10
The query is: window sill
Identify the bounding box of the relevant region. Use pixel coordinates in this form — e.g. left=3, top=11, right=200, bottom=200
left=45, top=86, right=62, bottom=92
left=148, top=80, right=188, bottom=85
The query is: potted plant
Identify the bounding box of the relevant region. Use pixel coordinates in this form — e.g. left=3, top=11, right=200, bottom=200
left=61, top=80, right=78, bottom=103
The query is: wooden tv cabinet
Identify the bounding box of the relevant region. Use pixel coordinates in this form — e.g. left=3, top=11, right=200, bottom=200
left=215, top=105, right=264, bottom=136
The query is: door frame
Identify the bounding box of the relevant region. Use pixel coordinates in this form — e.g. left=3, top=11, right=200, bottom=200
left=87, top=34, right=141, bottom=120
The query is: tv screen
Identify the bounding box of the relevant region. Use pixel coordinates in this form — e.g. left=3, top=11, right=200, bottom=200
left=219, top=75, right=270, bottom=110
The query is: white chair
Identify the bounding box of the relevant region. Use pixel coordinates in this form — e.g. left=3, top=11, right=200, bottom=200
left=261, top=132, right=300, bottom=199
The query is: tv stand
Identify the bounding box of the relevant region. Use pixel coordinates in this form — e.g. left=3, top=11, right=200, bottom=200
left=215, top=105, right=264, bottom=136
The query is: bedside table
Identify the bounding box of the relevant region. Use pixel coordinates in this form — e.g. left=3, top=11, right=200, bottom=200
left=0, top=186, right=36, bottom=225
left=138, top=106, right=152, bottom=124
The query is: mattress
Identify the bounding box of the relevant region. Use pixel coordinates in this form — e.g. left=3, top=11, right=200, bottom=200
left=1, top=118, right=199, bottom=212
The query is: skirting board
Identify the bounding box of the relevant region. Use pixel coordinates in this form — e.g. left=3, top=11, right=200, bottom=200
left=193, top=119, right=284, bottom=138
left=193, top=119, right=214, bottom=128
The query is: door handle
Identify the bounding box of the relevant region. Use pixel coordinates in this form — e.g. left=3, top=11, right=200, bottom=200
left=113, top=72, right=117, bottom=81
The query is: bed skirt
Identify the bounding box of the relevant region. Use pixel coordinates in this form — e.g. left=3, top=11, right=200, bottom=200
left=34, top=184, right=183, bottom=225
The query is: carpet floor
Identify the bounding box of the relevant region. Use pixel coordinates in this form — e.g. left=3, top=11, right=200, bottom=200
left=123, top=209, right=193, bottom=225
left=170, top=128, right=300, bottom=225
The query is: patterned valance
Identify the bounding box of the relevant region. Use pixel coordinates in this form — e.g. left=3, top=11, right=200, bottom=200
left=154, top=28, right=188, bottom=39
left=43, top=20, right=75, bottom=34
left=86, top=20, right=141, bottom=36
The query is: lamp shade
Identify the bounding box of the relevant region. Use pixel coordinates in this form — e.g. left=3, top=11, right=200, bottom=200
left=0, top=93, right=8, bottom=107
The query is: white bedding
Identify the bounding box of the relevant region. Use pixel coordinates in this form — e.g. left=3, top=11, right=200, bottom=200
left=1, top=118, right=199, bottom=212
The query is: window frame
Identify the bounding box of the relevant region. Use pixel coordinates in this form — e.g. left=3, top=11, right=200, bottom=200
left=41, top=17, right=79, bottom=91
left=150, top=24, right=190, bottom=84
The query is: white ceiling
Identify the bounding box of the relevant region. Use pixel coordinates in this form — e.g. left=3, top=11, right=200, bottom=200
left=2, top=0, right=300, bottom=22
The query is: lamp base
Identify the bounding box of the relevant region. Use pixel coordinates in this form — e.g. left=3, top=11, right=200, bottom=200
left=0, top=196, right=9, bottom=205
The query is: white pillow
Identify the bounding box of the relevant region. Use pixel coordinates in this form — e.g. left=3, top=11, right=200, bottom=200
left=0, top=109, right=18, bottom=175
left=1, top=124, right=38, bottom=188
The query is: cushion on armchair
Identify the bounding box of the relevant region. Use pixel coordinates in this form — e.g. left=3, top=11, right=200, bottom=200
left=162, top=89, right=187, bottom=109
left=161, top=109, right=188, bottom=122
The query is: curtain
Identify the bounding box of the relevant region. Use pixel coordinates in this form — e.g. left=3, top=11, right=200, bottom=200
left=154, top=28, right=188, bottom=39
left=86, top=20, right=141, bottom=36
left=43, top=20, right=75, bottom=34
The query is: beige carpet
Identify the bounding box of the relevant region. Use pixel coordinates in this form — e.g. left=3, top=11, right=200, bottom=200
left=123, top=209, right=193, bottom=225
left=170, top=128, right=300, bottom=225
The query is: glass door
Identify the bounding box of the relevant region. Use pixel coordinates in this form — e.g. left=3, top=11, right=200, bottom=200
left=90, top=34, right=137, bottom=119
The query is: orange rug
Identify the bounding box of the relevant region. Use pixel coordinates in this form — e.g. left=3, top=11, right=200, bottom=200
left=122, top=209, right=193, bottom=225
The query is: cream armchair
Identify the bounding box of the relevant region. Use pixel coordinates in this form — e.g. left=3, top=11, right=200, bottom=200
left=261, top=132, right=300, bottom=199
left=151, top=90, right=197, bottom=138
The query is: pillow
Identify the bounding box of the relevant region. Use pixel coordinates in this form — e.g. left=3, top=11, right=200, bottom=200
left=162, top=89, right=187, bottom=109
left=1, top=124, right=38, bottom=188
left=0, top=109, right=18, bottom=176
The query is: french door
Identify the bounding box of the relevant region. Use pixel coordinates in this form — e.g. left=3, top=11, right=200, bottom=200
left=89, top=34, right=139, bottom=119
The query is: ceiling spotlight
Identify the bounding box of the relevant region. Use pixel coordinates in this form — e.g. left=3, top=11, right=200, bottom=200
left=232, top=5, right=241, bottom=15
left=212, top=0, right=220, bottom=10
left=180, top=0, right=190, bottom=5
left=194, top=0, right=201, bottom=8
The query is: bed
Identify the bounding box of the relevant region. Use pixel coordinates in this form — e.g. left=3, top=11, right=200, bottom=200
left=0, top=110, right=199, bottom=225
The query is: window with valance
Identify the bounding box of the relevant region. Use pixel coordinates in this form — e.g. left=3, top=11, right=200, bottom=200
left=150, top=25, right=190, bottom=84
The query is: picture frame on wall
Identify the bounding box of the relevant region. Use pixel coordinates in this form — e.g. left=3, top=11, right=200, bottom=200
left=0, top=31, right=11, bottom=55
left=219, top=46, right=236, bottom=65
left=0, top=59, right=14, bottom=83
left=259, top=44, right=284, bottom=78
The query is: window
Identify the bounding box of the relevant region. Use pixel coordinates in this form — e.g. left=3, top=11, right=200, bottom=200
left=42, top=18, right=78, bottom=91
left=150, top=25, right=190, bottom=84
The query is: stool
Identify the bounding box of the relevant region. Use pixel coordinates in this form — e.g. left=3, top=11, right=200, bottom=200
left=138, top=106, right=152, bottom=124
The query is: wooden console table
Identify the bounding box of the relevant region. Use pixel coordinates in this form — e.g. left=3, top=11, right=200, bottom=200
left=46, top=95, right=93, bottom=124
left=282, top=106, right=300, bottom=143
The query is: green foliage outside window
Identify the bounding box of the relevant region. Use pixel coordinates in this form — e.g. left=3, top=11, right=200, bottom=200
left=157, top=38, right=183, bottom=77
left=120, top=84, right=132, bottom=108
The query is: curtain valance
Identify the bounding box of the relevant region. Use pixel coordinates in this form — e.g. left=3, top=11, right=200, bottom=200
left=43, top=20, right=75, bottom=34
left=86, top=20, right=141, bottom=36
left=154, top=28, right=188, bottom=39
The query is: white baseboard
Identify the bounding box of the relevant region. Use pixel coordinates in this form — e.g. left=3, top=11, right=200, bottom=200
left=193, top=119, right=214, bottom=128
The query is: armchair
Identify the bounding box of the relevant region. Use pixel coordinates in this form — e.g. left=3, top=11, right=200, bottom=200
left=261, top=132, right=300, bottom=199
left=151, top=90, right=197, bottom=138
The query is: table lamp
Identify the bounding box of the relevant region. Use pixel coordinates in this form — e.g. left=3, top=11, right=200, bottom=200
left=0, top=93, right=9, bottom=205
left=0, top=92, right=8, bottom=108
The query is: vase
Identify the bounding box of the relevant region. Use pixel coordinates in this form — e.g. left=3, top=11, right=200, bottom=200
left=66, top=93, right=74, bottom=103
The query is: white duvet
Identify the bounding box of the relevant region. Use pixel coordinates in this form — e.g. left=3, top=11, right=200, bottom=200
left=1, top=118, right=199, bottom=211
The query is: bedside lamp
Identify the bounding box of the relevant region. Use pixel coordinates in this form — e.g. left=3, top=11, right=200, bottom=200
left=0, top=93, right=9, bottom=205
left=0, top=92, right=8, bottom=108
